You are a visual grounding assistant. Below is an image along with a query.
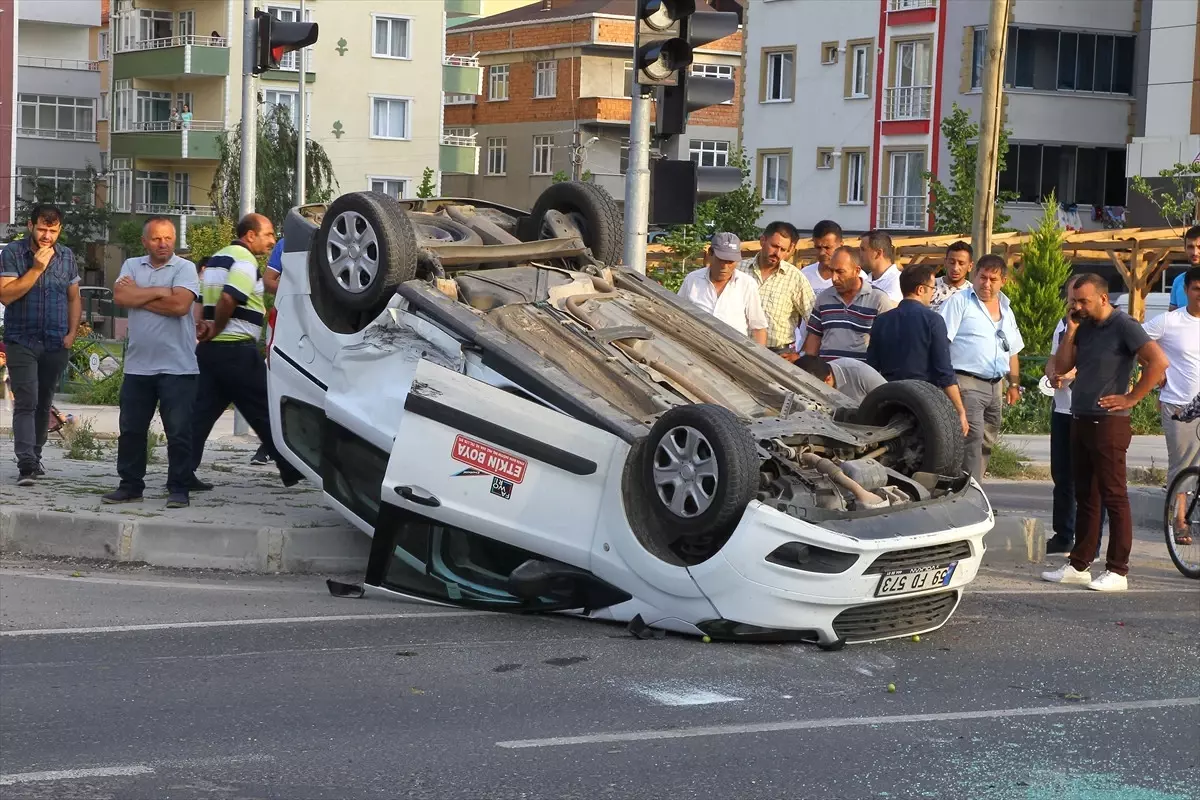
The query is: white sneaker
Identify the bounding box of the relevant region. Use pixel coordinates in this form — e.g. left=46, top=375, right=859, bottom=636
left=1087, top=571, right=1128, bottom=592
left=1041, top=563, right=1092, bottom=584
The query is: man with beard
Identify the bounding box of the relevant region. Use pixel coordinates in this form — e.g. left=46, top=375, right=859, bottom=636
left=932, top=240, right=972, bottom=311
left=678, top=232, right=768, bottom=345
left=801, top=246, right=894, bottom=361
left=738, top=221, right=814, bottom=357
left=1042, top=274, right=1168, bottom=592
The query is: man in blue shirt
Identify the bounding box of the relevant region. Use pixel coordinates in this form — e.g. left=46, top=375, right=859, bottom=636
left=0, top=205, right=81, bottom=486
left=867, top=263, right=969, bottom=437
left=939, top=254, right=1025, bottom=481
left=1167, top=225, right=1200, bottom=311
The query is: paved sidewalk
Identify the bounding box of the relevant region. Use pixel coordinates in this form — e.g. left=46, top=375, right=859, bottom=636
left=0, top=399, right=238, bottom=443
left=1002, top=434, right=1168, bottom=470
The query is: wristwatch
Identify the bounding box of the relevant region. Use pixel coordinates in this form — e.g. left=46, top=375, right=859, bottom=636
left=1007, top=374, right=1020, bottom=385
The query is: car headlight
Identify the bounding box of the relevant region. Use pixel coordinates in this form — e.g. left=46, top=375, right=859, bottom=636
left=766, top=542, right=860, bottom=574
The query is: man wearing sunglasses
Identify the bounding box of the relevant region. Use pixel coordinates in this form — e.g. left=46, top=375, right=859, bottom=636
left=938, top=255, right=1024, bottom=481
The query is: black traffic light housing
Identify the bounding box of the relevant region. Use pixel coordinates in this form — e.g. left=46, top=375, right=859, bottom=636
left=633, top=0, right=694, bottom=88
left=253, top=9, right=319, bottom=75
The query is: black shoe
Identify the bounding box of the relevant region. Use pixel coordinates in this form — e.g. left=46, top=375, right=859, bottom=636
left=1046, top=535, right=1074, bottom=555
left=33, top=461, right=45, bottom=478
left=101, top=488, right=143, bottom=504
left=17, top=471, right=35, bottom=487
left=165, top=491, right=190, bottom=509
left=185, top=475, right=214, bottom=492
left=250, top=452, right=273, bottom=466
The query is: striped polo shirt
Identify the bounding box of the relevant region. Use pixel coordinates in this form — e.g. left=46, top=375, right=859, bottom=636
left=805, top=281, right=895, bottom=361
left=201, top=241, right=265, bottom=343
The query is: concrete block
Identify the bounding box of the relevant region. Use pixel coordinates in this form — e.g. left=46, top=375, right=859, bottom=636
left=279, top=526, right=371, bottom=574
left=0, top=510, right=127, bottom=560
left=129, top=520, right=266, bottom=571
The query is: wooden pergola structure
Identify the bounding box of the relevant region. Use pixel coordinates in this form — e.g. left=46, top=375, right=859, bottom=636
left=647, top=227, right=1187, bottom=320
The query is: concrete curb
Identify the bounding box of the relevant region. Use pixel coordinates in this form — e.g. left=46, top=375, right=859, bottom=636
left=0, top=509, right=370, bottom=574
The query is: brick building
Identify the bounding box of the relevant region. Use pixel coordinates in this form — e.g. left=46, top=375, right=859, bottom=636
left=442, top=0, right=743, bottom=209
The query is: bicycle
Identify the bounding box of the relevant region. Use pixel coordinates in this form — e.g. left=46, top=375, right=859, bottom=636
left=1166, top=466, right=1200, bottom=580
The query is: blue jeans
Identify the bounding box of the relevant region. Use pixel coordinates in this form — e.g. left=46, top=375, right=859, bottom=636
left=117, top=373, right=197, bottom=494
left=1050, top=411, right=1104, bottom=555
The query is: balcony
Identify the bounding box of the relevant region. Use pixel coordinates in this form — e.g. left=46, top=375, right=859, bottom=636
left=443, top=55, right=483, bottom=96
left=888, top=0, right=936, bottom=10
left=113, top=36, right=229, bottom=80
left=17, top=56, right=100, bottom=71
left=446, top=0, right=483, bottom=18
left=17, top=128, right=98, bottom=142
left=111, top=121, right=223, bottom=160
left=883, top=86, right=932, bottom=121
left=440, top=133, right=479, bottom=175
left=131, top=202, right=216, bottom=217
left=878, top=196, right=928, bottom=230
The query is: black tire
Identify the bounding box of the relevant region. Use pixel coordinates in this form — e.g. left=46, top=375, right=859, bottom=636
left=623, top=404, right=759, bottom=565
left=306, top=238, right=379, bottom=335
left=408, top=212, right=484, bottom=246
left=521, top=181, right=622, bottom=266
left=856, top=380, right=965, bottom=477
left=1164, top=467, right=1200, bottom=580
left=315, top=191, right=418, bottom=312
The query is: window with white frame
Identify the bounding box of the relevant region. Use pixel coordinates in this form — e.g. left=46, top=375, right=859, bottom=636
left=844, top=151, right=866, bottom=204
left=691, top=63, right=734, bottom=104
left=17, top=95, right=96, bottom=140
left=370, top=96, right=410, bottom=139
left=532, top=135, right=554, bottom=175
left=173, top=172, right=190, bottom=206
left=373, top=15, right=410, bottom=59
left=266, top=6, right=299, bottom=69
left=763, top=50, right=795, bottom=102
left=488, top=65, right=509, bottom=101
left=174, top=92, right=193, bottom=113
left=177, top=10, right=195, bottom=39
left=135, top=89, right=171, bottom=128
left=135, top=169, right=170, bottom=208
left=138, top=9, right=173, bottom=43
left=99, top=92, right=109, bottom=121
left=851, top=44, right=870, bottom=97
left=445, top=93, right=475, bottom=105
left=111, top=157, right=132, bottom=212
left=620, top=138, right=630, bottom=174
left=265, top=88, right=297, bottom=123
left=370, top=177, right=408, bottom=199
left=16, top=168, right=91, bottom=203
left=759, top=151, right=791, bottom=203
left=98, top=31, right=110, bottom=60
left=486, top=137, right=507, bottom=175
left=623, top=61, right=634, bottom=97
left=114, top=79, right=132, bottom=131
left=444, top=126, right=474, bottom=143
left=689, top=139, right=730, bottom=168
left=534, top=60, right=557, bottom=98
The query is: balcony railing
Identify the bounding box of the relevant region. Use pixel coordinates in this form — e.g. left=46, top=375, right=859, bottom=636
left=878, top=196, right=928, bottom=230
left=444, top=54, right=480, bottom=68
left=17, top=55, right=100, bottom=71
left=117, top=34, right=228, bottom=53
left=884, top=86, right=933, bottom=121
left=17, top=128, right=98, bottom=142
left=114, top=119, right=224, bottom=133
left=888, top=0, right=936, bottom=10
left=442, top=133, right=478, bottom=147
left=132, top=202, right=216, bottom=216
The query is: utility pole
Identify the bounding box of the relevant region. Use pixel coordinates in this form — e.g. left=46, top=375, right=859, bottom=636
left=295, top=0, right=306, bottom=205
left=238, top=0, right=257, bottom=218
left=623, top=88, right=651, bottom=275
left=971, top=0, right=1011, bottom=259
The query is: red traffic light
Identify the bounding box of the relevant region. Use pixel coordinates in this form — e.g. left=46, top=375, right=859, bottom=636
left=253, top=9, right=318, bottom=75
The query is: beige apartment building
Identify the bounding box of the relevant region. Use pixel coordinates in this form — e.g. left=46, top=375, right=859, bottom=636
left=106, top=0, right=480, bottom=247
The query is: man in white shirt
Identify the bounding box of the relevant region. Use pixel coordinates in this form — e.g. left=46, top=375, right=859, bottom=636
left=678, top=232, right=768, bottom=346
left=860, top=229, right=903, bottom=303
left=1145, top=266, right=1200, bottom=540
left=800, top=219, right=844, bottom=295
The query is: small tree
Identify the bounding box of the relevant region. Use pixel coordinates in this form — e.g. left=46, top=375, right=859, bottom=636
left=15, top=168, right=111, bottom=252
left=114, top=220, right=146, bottom=258
left=185, top=219, right=237, bottom=265
left=551, top=170, right=570, bottom=183
left=416, top=167, right=437, bottom=199
left=697, top=148, right=762, bottom=241
left=924, top=103, right=1015, bottom=235
left=1130, top=162, right=1200, bottom=233
left=1006, top=192, right=1074, bottom=354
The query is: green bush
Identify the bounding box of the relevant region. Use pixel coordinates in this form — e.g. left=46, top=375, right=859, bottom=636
left=71, top=369, right=124, bottom=405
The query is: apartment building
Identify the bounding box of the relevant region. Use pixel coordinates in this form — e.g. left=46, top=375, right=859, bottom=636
left=107, top=0, right=475, bottom=248
left=447, top=0, right=533, bottom=28
left=743, top=0, right=1139, bottom=233
left=0, top=0, right=15, bottom=226
left=442, top=0, right=742, bottom=210
left=13, top=0, right=104, bottom=222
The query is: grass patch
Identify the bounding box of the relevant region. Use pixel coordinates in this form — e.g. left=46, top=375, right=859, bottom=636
left=1129, top=461, right=1167, bottom=487
left=986, top=441, right=1036, bottom=480
left=70, top=370, right=123, bottom=405
left=63, top=418, right=106, bottom=461
left=146, top=432, right=166, bottom=465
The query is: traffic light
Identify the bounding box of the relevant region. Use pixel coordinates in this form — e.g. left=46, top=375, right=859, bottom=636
left=655, top=9, right=739, bottom=137
left=632, top=0, right=693, bottom=88
left=252, top=9, right=318, bottom=75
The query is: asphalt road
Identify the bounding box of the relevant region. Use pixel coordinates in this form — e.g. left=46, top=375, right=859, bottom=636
left=1, top=547, right=1197, bottom=800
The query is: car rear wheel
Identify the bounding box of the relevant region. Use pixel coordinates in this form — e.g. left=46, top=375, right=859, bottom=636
left=623, top=404, right=759, bottom=565
left=856, top=380, right=965, bottom=477
left=519, top=181, right=622, bottom=266
left=315, top=191, right=418, bottom=313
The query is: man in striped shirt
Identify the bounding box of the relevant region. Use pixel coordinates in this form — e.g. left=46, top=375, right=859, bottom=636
left=187, top=213, right=303, bottom=489
left=801, top=246, right=895, bottom=362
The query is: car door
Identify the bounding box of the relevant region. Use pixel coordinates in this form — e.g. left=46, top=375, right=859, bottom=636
left=381, top=359, right=623, bottom=574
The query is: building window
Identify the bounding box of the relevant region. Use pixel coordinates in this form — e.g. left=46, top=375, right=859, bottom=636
left=17, top=95, right=96, bottom=140
left=887, top=38, right=933, bottom=120
left=486, top=137, right=508, bottom=175
left=998, top=143, right=1127, bottom=206
left=821, top=42, right=838, bottom=65
left=135, top=169, right=171, bottom=209
left=16, top=168, right=91, bottom=204
left=882, top=150, right=926, bottom=229
left=177, top=10, right=195, bottom=39
left=534, top=61, right=557, bottom=98
left=444, top=126, right=474, bottom=142
left=173, top=172, right=190, bottom=207
left=532, top=135, right=554, bottom=175
left=265, top=88, right=309, bottom=131
left=137, top=8, right=173, bottom=43
left=758, top=150, right=791, bottom=204
left=762, top=49, right=795, bottom=102
left=972, top=26, right=1135, bottom=95
left=370, top=177, right=408, bottom=199
left=816, top=147, right=834, bottom=170
left=99, top=92, right=109, bottom=121
left=444, top=93, right=475, bottom=105
left=134, top=89, right=172, bottom=129
left=691, top=63, right=734, bottom=103
left=373, top=15, right=411, bottom=59
left=266, top=6, right=300, bottom=69
left=689, top=139, right=730, bottom=168
left=850, top=43, right=871, bottom=98
left=370, top=96, right=410, bottom=140
left=620, top=138, right=630, bottom=174
left=488, top=65, right=509, bottom=101
left=111, top=157, right=132, bottom=212
left=623, top=61, right=634, bottom=98
left=97, top=31, right=110, bottom=60
left=842, top=150, right=867, bottom=204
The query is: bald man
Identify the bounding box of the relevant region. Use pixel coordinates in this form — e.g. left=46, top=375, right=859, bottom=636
left=187, top=213, right=303, bottom=490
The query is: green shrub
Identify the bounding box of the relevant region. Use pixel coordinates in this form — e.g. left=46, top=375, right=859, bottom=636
left=71, top=369, right=124, bottom=405
left=64, top=417, right=105, bottom=461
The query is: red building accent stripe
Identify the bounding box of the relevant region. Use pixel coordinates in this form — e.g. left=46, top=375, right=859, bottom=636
left=869, top=0, right=887, bottom=229
left=927, top=0, right=949, bottom=230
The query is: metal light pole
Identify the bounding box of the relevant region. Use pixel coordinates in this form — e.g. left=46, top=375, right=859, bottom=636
left=238, top=0, right=257, bottom=218
left=622, top=87, right=651, bottom=275
left=971, top=0, right=1011, bottom=259
left=295, top=0, right=306, bottom=205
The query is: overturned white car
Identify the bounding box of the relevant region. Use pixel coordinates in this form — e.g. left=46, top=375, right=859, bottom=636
left=266, top=182, right=993, bottom=647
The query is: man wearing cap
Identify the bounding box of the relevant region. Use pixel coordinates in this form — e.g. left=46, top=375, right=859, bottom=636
left=678, top=232, right=768, bottom=346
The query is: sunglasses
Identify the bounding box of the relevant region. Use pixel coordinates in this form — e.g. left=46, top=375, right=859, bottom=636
left=996, top=329, right=1010, bottom=353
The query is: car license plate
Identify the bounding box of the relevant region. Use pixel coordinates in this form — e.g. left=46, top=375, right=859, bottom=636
left=875, top=562, right=957, bottom=597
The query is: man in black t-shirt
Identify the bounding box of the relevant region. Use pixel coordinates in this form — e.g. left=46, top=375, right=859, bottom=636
left=1042, top=274, right=1168, bottom=592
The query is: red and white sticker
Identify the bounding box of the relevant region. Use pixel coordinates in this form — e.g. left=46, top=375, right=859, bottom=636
left=451, top=434, right=527, bottom=484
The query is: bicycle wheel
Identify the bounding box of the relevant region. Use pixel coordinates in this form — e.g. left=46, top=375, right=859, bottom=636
left=1164, top=466, right=1200, bottom=580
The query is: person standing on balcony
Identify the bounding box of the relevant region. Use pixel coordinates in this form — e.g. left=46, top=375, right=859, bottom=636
left=859, top=230, right=903, bottom=303
left=932, top=241, right=972, bottom=312
left=0, top=204, right=81, bottom=486
left=180, top=105, right=192, bottom=130
left=169, top=107, right=181, bottom=130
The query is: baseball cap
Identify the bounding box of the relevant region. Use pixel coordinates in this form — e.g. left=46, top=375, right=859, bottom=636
left=710, top=232, right=741, bottom=262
